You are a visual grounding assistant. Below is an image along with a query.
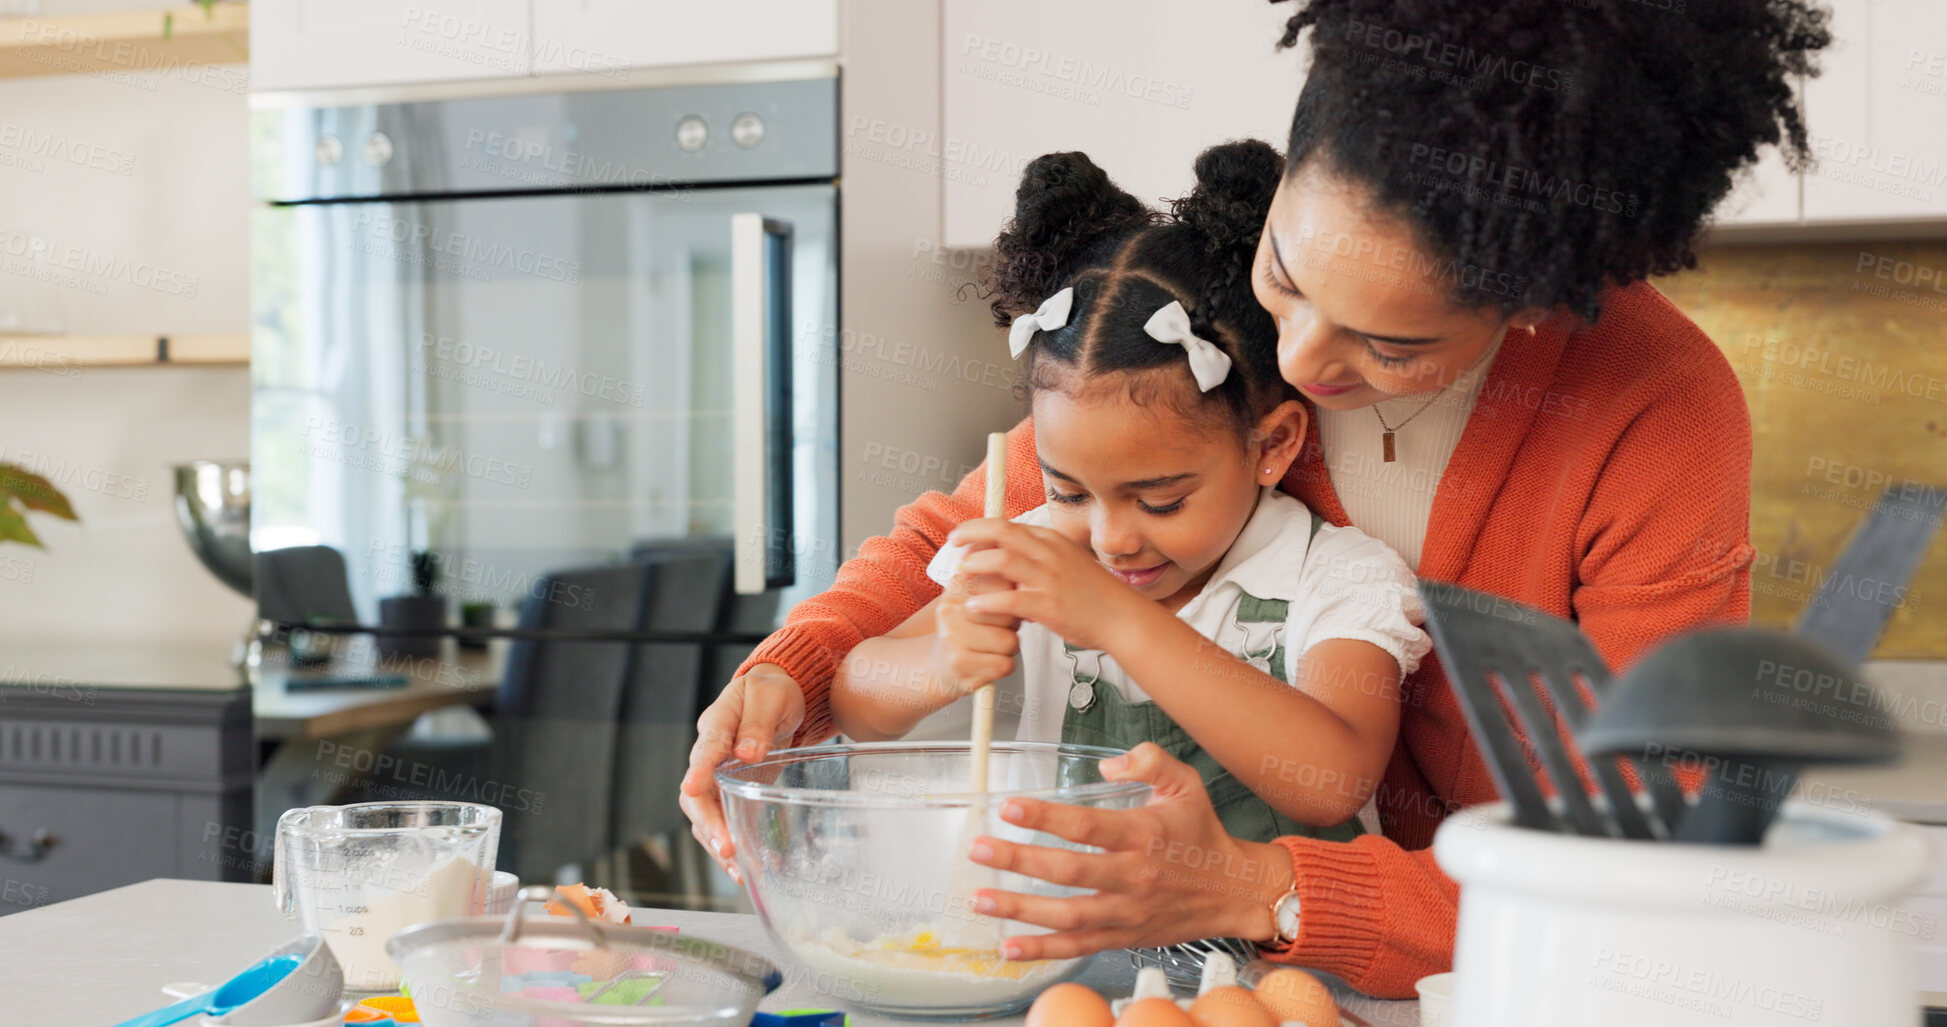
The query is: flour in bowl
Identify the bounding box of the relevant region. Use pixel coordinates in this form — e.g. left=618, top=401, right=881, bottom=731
left=787, top=925, right=1073, bottom=1009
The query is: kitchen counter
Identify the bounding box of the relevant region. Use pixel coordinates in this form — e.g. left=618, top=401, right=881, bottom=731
left=1800, top=730, right=1947, bottom=825
left=0, top=879, right=1420, bottom=1026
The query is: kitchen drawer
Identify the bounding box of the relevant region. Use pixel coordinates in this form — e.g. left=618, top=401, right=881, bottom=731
left=0, top=685, right=253, bottom=912
left=0, top=783, right=250, bottom=911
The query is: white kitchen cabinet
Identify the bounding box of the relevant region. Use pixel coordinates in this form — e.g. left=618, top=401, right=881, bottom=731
left=1802, top=0, right=1947, bottom=223
left=249, top=0, right=532, bottom=93
left=940, top=0, right=1301, bottom=249
left=529, top=0, right=837, bottom=77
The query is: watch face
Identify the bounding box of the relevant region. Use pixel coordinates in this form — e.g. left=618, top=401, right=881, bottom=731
left=1276, top=894, right=1302, bottom=940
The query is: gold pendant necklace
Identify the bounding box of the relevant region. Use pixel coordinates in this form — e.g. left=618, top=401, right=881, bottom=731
left=1372, top=385, right=1453, bottom=462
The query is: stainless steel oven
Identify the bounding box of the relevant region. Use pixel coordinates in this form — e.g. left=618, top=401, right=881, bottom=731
left=248, top=73, right=839, bottom=637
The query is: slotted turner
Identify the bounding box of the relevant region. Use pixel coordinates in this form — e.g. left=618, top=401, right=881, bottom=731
left=1418, top=582, right=1686, bottom=839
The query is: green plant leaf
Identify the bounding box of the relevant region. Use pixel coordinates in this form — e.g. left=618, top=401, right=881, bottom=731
left=0, top=463, right=77, bottom=521
left=162, top=10, right=174, bottom=39
left=0, top=501, right=44, bottom=549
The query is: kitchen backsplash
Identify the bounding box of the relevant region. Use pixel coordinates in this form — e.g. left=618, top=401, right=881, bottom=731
left=1660, top=240, right=1947, bottom=660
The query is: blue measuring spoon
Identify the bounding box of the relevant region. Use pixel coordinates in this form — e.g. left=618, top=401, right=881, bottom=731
left=110, top=953, right=302, bottom=1027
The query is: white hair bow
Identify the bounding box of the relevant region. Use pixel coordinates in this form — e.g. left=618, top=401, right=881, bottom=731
left=1145, top=301, right=1232, bottom=392
left=1008, top=287, right=1075, bottom=358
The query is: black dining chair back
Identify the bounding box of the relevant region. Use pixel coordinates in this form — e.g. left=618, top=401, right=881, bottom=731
left=254, top=545, right=358, bottom=626
left=495, top=561, right=655, bottom=881
left=610, top=545, right=733, bottom=847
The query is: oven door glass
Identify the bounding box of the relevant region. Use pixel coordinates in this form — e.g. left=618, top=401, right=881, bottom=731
left=251, top=185, right=837, bottom=630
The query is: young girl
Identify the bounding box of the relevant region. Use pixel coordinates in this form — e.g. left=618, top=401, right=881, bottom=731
left=830, top=142, right=1430, bottom=843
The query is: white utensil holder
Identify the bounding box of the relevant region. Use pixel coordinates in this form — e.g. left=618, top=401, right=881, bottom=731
left=1435, top=800, right=1930, bottom=1027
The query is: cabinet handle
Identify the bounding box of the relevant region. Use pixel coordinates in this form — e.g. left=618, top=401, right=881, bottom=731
left=0, top=829, right=56, bottom=862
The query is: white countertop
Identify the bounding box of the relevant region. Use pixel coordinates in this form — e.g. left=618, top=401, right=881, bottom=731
left=0, top=879, right=1419, bottom=1026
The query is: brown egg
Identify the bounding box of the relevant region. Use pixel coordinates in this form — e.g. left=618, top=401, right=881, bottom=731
left=1115, top=997, right=1198, bottom=1027
left=1026, top=982, right=1115, bottom=1027
left=1252, top=968, right=1339, bottom=1026
left=1187, top=985, right=1279, bottom=1027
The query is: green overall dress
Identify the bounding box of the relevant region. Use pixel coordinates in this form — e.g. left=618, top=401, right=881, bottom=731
left=1058, top=512, right=1364, bottom=845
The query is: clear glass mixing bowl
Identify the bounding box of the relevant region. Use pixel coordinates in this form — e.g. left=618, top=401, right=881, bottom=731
left=716, top=741, right=1150, bottom=1020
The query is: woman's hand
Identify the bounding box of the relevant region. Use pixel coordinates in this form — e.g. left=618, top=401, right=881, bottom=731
left=949, top=519, right=1149, bottom=652
left=678, top=663, right=805, bottom=883
left=967, top=743, right=1294, bottom=959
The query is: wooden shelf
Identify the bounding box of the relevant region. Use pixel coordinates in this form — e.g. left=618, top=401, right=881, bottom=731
left=0, top=332, right=247, bottom=369
left=0, top=4, right=247, bottom=81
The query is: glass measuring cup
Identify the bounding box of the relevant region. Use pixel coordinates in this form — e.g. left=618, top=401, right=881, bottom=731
left=273, top=801, right=502, bottom=991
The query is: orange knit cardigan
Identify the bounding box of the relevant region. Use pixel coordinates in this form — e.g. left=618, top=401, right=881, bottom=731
left=736, top=281, right=1755, bottom=997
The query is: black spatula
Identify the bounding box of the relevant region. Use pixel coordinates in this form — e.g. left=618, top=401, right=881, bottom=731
left=1419, top=582, right=1687, bottom=839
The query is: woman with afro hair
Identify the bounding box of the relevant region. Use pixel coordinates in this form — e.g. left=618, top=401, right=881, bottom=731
left=683, top=0, right=1829, bottom=996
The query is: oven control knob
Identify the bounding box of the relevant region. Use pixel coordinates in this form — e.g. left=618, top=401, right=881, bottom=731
left=363, top=131, right=394, bottom=167
left=676, top=115, right=709, bottom=152
left=731, top=112, right=765, bottom=149
left=315, top=134, right=343, bottom=167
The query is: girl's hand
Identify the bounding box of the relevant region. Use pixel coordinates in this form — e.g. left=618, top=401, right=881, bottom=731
left=948, top=519, right=1148, bottom=651
left=966, top=742, right=1292, bottom=958
left=931, top=583, right=1021, bottom=696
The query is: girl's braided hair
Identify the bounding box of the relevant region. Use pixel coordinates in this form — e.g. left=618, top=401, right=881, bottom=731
left=987, top=140, right=1292, bottom=435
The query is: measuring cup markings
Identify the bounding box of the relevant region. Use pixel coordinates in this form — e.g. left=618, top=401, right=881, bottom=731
left=271, top=802, right=502, bottom=991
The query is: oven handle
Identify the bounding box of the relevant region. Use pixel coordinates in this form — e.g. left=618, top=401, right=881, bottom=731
left=731, top=213, right=797, bottom=595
